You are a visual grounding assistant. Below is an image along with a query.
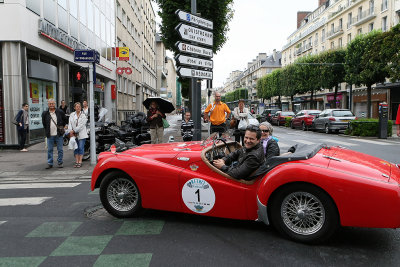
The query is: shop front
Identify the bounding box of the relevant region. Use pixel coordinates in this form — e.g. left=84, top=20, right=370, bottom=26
left=353, top=89, right=388, bottom=118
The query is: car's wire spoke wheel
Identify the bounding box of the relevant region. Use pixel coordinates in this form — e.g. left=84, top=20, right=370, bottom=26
left=100, top=172, right=142, bottom=218
left=281, top=191, right=325, bottom=235
left=107, top=178, right=138, bottom=212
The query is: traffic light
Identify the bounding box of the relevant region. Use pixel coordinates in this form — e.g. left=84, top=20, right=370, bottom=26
left=74, top=70, right=87, bottom=84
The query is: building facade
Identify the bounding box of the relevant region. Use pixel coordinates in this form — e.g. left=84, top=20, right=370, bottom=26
left=0, top=0, right=117, bottom=146
left=282, top=0, right=400, bottom=118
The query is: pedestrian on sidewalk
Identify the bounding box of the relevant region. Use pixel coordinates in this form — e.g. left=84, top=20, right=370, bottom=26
left=16, top=103, right=29, bottom=152
left=68, top=102, right=88, bottom=168
left=42, top=99, right=68, bottom=169
left=181, top=111, right=194, bottom=141
left=204, top=92, right=231, bottom=137
left=59, top=100, right=70, bottom=116
left=396, top=105, right=400, bottom=137
left=232, top=99, right=249, bottom=145
left=82, top=100, right=89, bottom=117
left=146, top=100, right=166, bottom=144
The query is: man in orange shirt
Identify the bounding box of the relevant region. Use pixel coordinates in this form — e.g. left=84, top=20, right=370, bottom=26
left=204, top=92, right=231, bottom=136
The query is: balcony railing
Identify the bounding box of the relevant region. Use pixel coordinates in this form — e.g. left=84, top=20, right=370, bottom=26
left=304, top=43, right=313, bottom=51
left=327, top=25, right=343, bottom=39
left=296, top=47, right=303, bottom=55
left=352, top=8, right=376, bottom=26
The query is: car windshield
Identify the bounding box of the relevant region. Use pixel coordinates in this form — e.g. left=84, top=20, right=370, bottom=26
left=332, top=110, right=354, bottom=117
left=308, top=112, right=321, bottom=116
left=281, top=111, right=295, bottom=116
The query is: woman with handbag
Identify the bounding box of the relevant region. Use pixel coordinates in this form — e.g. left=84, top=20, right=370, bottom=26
left=232, top=99, right=249, bottom=145
left=146, top=101, right=166, bottom=144
left=68, top=102, right=88, bottom=168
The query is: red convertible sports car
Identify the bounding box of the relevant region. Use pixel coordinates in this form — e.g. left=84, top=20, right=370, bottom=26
left=91, top=134, right=400, bottom=244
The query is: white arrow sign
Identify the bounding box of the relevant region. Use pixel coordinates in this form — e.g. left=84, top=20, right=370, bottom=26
left=176, top=42, right=213, bottom=58
left=178, top=67, right=213, bottom=80
left=176, top=54, right=213, bottom=69
left=175, top=9, right=213, bottom=30
left=175, top=23, right=213, bottom=47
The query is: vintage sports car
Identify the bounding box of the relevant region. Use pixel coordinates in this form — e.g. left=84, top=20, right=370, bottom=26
left=91, top=134, right=400, bottom=243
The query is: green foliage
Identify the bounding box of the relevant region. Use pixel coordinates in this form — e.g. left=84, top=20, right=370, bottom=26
left=382, top=24, right=400, bottom=82
left=345, top=119, right=393, bottom=137
left=156, top=0, right=234, bottom=55
left=224, top=87, right=248, bottom=102
left=285, top=117, right=292, bottom=127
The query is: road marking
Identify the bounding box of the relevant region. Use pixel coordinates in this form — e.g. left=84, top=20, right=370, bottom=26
left=0, top=221, right=6, bottom=225
left=0, top=197, right=52, bottom=206
left=0, top=183, right=81, bottom=190
left=292, top=139, right=316, bottom=145
left=323, top=139, right=358, bottom=147
left=349, top=139, right=391, bottom=145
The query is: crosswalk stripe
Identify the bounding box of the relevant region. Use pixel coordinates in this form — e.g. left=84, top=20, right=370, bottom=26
left=0, top=183, right=81, bottom=190
left=0, top=221, right=6, bottom=225
left=323, top=139, right=358, bottom=147
left=0, top=197, right=52, bottom=206
left=292, top=139, right=316, bottom=145
left=349, top=139, right=391, bottom=145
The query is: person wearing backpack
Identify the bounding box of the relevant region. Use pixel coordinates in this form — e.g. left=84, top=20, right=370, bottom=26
left=204, top=92, right=231, bottom=136
left=15, top=103, right=29, bottom=152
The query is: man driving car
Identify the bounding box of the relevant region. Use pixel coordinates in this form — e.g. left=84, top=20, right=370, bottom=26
left=213, top=125, right=264, bottom=180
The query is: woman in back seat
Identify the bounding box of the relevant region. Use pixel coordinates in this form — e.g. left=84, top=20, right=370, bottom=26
left=259, top=122, right=280, bottom=160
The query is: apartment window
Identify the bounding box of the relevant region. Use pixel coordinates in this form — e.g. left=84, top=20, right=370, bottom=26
left=381, top=0, right=388, bottom=11
left=358, top=7, right=362, bottom=19
left=338, top=38, right=343, bottom=48
left=331, top=41, right=335, bottom=49
left=26, top=0, right=40, bottom=15
left=122, top=10, right=127, bottom=27
left=382, top=16, right=387, bottom=31
left=117, top=2, right=122, bottom=20
left=339, top=18, right=343, bottom=30
left=369, top=0, right=374, bottom=13
left=70, top=0, right=78, bottom=18
left=315, top=32, right=319, bottom=44
left=357, top=28, right=362, bottom=35
left=347, top=12, right=352, bottom=28
left=369, top=22, right=374, bottom=32
left=321, top=29, right=325, bottom=42
left=331, top=23, right=334, bottom=33
left=127, top=18, right=131, bottom=33
left=347, top=33, right=352, bottom=44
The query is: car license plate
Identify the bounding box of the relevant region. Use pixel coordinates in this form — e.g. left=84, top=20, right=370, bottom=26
left=341, top=119, right=350, bottom=122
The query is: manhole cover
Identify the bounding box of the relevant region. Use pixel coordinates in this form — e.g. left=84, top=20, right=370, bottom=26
left=84, top=204, right=115, bottom=221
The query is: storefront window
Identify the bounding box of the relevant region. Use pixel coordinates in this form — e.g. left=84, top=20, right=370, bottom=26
left=28, top=79, right=57, bottom=140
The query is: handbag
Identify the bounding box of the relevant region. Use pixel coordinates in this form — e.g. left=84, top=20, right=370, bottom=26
left=238, top=118, right=248, bottom=130
left=162, top=118, right=170, bottom=128
left=229, top=118, right=237, bottom=129
left=50, top=115, right=65, bottom=135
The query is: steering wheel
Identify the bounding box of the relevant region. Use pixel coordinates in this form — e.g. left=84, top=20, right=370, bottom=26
left=210, top=137, right=231, bottom=162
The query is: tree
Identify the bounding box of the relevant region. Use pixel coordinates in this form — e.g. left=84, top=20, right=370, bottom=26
left=382, top=23, right=400, bottom=82
left=281, top=65, right=299, bottom=111
left=156, top=0, right=234, bottom=55
left=319, top=49, right=346, bottom=107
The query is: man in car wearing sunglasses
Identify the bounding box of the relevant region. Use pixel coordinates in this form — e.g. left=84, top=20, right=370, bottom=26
left=213, top=125, right=264, bottom=180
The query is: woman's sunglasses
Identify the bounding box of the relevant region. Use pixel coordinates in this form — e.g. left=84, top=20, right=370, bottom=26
left=261, top=129, right=269, bottom=133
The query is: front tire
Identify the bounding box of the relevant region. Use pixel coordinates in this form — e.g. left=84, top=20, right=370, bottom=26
left=269, top=184, right=339, bottom=244
left=100, top=171, right=142, bottom=218
left=325, top=124, right=331, bottom=134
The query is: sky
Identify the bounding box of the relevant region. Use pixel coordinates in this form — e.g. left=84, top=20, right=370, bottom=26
left=153, top=0, right=319, bottom=88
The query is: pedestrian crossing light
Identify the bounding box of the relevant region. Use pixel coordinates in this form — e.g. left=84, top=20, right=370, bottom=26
left=75, top=70, right=87, bottom=84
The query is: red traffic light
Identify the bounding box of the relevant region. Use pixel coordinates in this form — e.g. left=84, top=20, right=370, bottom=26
left=76, top=71, right=82, bottom=81
left=74, top=70, right=86, bottom=83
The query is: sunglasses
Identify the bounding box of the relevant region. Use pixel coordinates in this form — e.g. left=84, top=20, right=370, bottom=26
left=261, top=129, right=269, bottom=133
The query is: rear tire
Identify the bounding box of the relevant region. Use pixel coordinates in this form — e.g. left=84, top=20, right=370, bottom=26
left=269, top=183, right=339, bottom=244
left=100, top=171, right=142, bottom=218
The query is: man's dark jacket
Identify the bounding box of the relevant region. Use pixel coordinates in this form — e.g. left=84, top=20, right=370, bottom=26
left=221, top=142, right=265, bottom=180
left=41, top=109, right=67, bottom=138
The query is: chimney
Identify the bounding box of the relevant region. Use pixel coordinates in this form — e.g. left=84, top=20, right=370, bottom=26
left=273, top=49, right=277, bottom=61
left=297, top=11, right=311, bottom=28
left=319, top=0, right=328, bottom=7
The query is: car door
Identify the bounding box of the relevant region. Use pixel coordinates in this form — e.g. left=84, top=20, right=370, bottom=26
left=314, top=110, right=325, bottom=129
left=293, top=111, right=302, bottom=127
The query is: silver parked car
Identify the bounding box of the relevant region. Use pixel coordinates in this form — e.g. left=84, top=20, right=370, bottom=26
left=312, top=109, right=356, bottom=134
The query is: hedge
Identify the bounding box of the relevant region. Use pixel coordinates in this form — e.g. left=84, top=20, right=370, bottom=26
left=345, top=119, right=393, bottom=137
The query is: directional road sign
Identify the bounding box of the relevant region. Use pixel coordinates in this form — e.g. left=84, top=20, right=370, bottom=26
left=175, top=9, right=213, bottom=30
left=176, top=42, right=213, bottom=58
left=178, top=67, right=213, bottom=80
left=175, top=23, right=213, bottom=47
left=74, top=50, right=97, bottom=63
left=175, top=54, right=213, bottom=69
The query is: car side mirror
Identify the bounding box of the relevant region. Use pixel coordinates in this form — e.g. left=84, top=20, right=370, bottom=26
left=315, top=115, right=319, bottom=118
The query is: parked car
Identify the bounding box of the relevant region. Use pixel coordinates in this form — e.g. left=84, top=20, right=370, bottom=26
left=312, top=109, right=356, bottom=133
left=259, top=108, right=281, bottom=123
left=271, top=111, right=295, bottom=126
left=291, top=110, right=321, bottom=131
left=91, top=134, right=400, bottom=244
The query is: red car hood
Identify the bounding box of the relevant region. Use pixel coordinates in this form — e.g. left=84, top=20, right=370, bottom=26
left=121, top=141, right=206, bottom=163
left=329, top=147, right=391, bottom=182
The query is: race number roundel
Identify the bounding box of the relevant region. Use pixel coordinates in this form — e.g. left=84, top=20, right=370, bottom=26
left=182, top=178, right=215, bottom=214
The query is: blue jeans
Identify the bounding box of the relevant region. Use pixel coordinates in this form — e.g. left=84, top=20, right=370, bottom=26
left=47, top=135, right=63, bottom=166
left=74, top=138, right=86, bottom=156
